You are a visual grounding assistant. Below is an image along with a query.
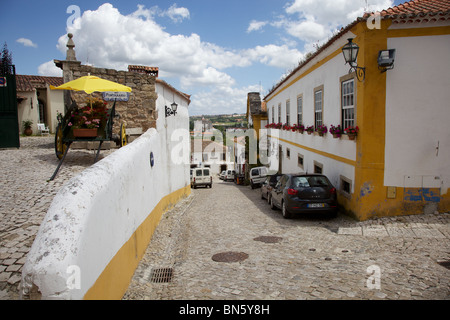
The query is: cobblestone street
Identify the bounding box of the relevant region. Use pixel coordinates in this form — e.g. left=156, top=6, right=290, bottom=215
left=124, top=177, right=450, bottom=300
left=0, top=136, right=115, bottom=300
left=1, top=136, right=449, bottom=300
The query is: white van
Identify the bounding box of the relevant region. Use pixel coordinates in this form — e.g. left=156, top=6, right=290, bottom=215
left=225, top=169, right=235, bottom=182
left=249, top=166, right=268, bottom=189
left=191, top=167, right=212, bottom=189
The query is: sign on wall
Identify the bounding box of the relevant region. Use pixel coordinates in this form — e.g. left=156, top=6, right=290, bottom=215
left=0, top=77, right=7, bottom=87
left=102, top=92, right=130, bottom=101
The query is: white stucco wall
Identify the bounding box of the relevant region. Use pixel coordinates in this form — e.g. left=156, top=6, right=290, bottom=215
left=384, top=34, right=450, bottom=193
left=22, top=86, right=190, bottom=299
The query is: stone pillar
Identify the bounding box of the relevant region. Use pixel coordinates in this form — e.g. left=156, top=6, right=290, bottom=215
left=54, top=33, right=81, bottom=112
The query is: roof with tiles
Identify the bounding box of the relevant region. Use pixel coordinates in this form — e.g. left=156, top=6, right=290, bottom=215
left=380, top=0, right=450, bottom=17
left=16, top=75, right=63, bottom=92
left=264, top=0, right=449, bottom=101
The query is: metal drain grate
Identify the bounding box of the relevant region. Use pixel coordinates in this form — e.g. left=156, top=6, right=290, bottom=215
left=150, top=267, right=174, bottom=283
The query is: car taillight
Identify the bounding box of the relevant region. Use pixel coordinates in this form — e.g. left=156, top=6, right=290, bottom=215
left=330, top=187, right=336, bottom=194
left=287, top=188, right=298, bottom=195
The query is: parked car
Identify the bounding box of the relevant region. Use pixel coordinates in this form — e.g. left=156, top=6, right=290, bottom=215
left=249, top=166, right=269, bottom=189
left=269, top=173, right=337, bottom=219
left=261, top=174, right=282, bottom=201
left=225, top=169, right=236, bottom=182
left=191, top=167, right=212, bottom=189
left=219, top=170, right=226, bottom=180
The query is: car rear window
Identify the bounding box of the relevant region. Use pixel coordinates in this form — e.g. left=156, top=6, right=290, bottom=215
left=196, top=170, right=202, bottom=176
left=292, top=176, right=330, bottom=188
left=203, top=169, right=210, bottom=175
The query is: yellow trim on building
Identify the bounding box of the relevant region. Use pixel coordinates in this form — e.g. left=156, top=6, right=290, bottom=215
left=388, top=25, right=450, bottom=38
left=265, top=48, right=343, bottom=103
left=83, top=185, right=191, bottom=300
left=269, top=135, right=356, bottom=167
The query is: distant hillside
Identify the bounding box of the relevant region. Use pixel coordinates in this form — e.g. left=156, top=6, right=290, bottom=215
left=190, top=114, right=248, bottom=131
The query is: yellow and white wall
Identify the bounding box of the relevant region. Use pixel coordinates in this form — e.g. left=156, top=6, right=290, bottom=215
left=265, top=17, right=450, bottom=221
left=21, top=88, right=191, bottom=300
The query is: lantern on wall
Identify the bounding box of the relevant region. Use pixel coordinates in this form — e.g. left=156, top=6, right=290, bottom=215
left=342, top=38, right=365, bottom=81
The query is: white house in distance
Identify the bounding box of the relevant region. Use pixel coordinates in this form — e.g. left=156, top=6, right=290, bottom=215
left=16, top=75, right=64, bottom=134
left=191, top=139, right=228, bottom=175
left=264, top=0, right=450, bottom=221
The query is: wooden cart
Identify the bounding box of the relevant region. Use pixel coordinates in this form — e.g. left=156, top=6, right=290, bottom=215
left=50, top=100, right=127, bottom=181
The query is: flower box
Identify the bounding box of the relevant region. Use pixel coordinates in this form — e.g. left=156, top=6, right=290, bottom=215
left=73, top=128, right=98, bottom=138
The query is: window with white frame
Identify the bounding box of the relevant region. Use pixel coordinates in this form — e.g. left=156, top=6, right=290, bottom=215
left=286, top=100, right=290, bottom=125
left=278, top=103, right=281, bottom=124
left=272, top=106, right=275, bottom=123
left=314, top=87, right=323, bottom=129
left=342, top=78, right=355, bottom=129
left=297, top=95, right=303, bottom=125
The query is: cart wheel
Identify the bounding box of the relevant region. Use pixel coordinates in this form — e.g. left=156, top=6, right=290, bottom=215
left=120, top=123, right=127, bottom=147
left=55, top=123, right=68, bottom=160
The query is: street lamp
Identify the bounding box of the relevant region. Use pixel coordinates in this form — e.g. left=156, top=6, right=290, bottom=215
left=342, top=38, right=365, bottom=81
left=165, top=101, right=178, bottom=117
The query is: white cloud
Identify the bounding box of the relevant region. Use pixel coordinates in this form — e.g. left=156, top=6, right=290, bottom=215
left=247, top=20, right=268, bottom=33
left=163, top=4, right=190, bottom=23
left=38, top=60, right=62, bottom=77
left=45, top=3, right=309, bottom=114
left=192, top=84, right=261, bottom=115
left=16, top=38, right=37, bottom=48
left=244, top=44, right=303, bottom=69
left=278, top=0, right=393, bottom=47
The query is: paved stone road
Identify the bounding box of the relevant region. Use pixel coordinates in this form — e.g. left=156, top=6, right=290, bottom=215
left=1, top=137, right=449, bottom=301
left=124, top=177, right=450, bottom=300
left=0, top=136, right=115, bottom=300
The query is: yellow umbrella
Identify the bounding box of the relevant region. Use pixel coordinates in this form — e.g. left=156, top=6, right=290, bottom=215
left=50, top=75, right=132, bottom=94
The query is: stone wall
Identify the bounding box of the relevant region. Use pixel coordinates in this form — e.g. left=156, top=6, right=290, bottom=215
left=69, top=64, right=158, bottom=134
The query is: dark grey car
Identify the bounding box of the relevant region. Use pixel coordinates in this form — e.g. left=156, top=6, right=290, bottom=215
left=269, top=174, right=338, bottom=219
left=261, top=174, right=282, bottom=202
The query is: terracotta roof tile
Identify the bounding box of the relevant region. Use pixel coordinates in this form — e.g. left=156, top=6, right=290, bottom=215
left=381, top=0, right=450, bottom=17
left=16, top=74, right=63, bottom=92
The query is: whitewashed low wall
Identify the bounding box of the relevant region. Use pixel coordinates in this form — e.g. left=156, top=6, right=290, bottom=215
left=21, top=127, right=189, bottom=299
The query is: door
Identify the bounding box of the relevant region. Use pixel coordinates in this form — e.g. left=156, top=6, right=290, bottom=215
left=0, top=65, right=20, bottom=148
left=273, top=175, right=288, bottom=207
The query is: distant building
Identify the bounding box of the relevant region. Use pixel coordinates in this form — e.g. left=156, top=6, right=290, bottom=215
left=16, top=75, right=64, bottom=134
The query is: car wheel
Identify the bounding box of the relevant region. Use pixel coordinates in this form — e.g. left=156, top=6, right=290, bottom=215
left=270, top=196, right=276, bottom=210
left=282, top=201, right=292, bottom=219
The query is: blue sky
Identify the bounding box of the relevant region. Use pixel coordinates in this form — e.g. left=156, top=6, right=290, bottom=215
left=1, top=0, right=403, bottom=115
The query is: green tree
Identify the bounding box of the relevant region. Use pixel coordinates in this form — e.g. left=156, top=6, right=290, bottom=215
left=0, top=42, right=13, bottom=74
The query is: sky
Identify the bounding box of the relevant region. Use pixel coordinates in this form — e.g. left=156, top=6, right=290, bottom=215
left=1, top=0, right=404, bottom=115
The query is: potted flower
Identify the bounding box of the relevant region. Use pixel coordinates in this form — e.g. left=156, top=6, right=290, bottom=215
left=306, top=125, right=314, bottom=135
left=22, top=120, right=33, bottom=136
left=316, top=124, right=328, bottom=136
left=329, top=125, right=343, bottom=138
left=282, top=123, right=291, bottom=131
left=69, top=98, right=108, bottom=137
left=344, top=125, right=359, bottom=140
left=292, top=124, right=305, bottom=133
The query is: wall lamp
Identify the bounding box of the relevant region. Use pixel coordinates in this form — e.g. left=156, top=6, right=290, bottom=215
left=378, top=49, right=396, bottom=73
left=165, top=101, right=178, bottom=117
left=342, top=38, right=365, bottom=82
